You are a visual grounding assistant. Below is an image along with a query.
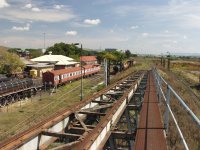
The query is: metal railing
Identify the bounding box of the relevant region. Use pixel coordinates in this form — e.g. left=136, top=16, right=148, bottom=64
left=152, top=68, right=200, bottom=150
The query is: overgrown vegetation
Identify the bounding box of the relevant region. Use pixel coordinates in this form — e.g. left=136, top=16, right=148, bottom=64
left=0, top=50, right=25, bottom=74
left=157, top=61, right=200, bottom=150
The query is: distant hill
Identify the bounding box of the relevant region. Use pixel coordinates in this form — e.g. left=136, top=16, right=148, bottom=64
left=0, top=46, right=9, bottom=51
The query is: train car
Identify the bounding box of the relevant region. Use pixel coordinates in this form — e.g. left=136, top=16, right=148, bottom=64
left=0, top=78, right=33, bottom=95
left=83, top=65, right=100, bottom=77
left=0, top=78, right=43, bottom=107
left=57, top=67, right=82, bottom=85
left=42, top=65, right=100, bottom=86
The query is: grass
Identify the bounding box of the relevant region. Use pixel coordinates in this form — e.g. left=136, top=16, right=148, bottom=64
left=157, top=63, right=200, bottom=150
left=169, top=60, right=200, bottom=99
left=0, top=76, right=103, bottom=141
left=1, top=56, right=199, bottom=149
left=0, top=57, right=154, bottom=142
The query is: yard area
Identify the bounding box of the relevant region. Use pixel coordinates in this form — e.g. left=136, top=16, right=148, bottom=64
left=0, top=57, right=154, bottom=142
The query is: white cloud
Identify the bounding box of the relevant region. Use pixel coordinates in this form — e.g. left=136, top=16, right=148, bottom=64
left=25, top=3, right=32, bottom=9
left=183, top=35, right=187, bottom=39
left=165, top=30, right=169, bottom=33
left=66, top=31, right=77, bottom=36
left=12, top=23, right=31, bottom=31
left=113, top=0, right=200, bottom=29
left=0, top=7, right=76, bottom=22
left=3, top=40, right=9, bottom=44
left=114, top=37, right=129, bottom=42
left=110, top=29, right=114, bottom=33
left=130, top=25, right=139, bottom=29
left=84, top=19, right=101, bottom=25
left=0, top=0, right=9, bottom=8
left=142, top=32, right=149, bottom=37
left=32, top=7, right=41, bottom=12
left=54, top=5, right=64, bottom=9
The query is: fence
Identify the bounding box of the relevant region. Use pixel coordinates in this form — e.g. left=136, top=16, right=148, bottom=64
left=152, top=68, right=200, bottom=150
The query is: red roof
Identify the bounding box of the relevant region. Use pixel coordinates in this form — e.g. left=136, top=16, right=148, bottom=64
left=80, top=56, right=97, bottom=61
left=48, top=65, right=98, bottom=76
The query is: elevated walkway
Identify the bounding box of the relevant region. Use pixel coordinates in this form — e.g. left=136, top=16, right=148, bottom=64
left=134, top=71, right=167, bottom=150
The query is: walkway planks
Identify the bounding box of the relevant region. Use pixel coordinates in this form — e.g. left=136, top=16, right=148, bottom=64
left=134, top=71, right=167, bottom=150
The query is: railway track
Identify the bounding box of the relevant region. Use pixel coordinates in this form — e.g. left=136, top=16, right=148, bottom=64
left=0, top=75, right=104, bottom=141
left=0, top=71, right=146, bottom=150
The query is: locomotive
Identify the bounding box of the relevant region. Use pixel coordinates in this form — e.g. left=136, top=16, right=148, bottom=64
left=42, top=64, right=100, bottom=86
left=112, top=59, right=135, bottom=74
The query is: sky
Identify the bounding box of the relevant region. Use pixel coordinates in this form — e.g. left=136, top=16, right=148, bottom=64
left=0, top=0, right=200, bottom=54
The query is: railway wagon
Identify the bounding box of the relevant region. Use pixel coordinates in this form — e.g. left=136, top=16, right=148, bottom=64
left=0, top=78, right=33, bottom=96
left=0, top=78, right=43, bottom=107
left=43, top=65, right=100, bottom=86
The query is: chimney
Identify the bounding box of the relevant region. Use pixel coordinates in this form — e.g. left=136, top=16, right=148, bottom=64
left=48, top=51, right=52, bottom=55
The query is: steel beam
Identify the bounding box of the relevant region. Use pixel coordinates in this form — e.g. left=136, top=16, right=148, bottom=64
left=77, top=111, right=106, bottom=116
left=0, top=71, right=145, bottom=150
left=41, top=131, right=81, bottom=139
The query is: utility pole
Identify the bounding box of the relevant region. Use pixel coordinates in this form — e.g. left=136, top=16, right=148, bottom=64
left=104, top=58, right=110, bottom=86
left=44, top=32, right=46, bottom=50
left=167, top=51, right=171, bottom=70
left=104, top=58, right=108, bottom=86
left=80, top=44, right=83, bottom=101
left=73, top=43, right=83, bottom=101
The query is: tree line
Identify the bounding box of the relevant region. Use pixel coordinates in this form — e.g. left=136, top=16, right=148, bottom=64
left=45, top=42, right=135, bottom=62
left=0, top=42, right=136, bottom=74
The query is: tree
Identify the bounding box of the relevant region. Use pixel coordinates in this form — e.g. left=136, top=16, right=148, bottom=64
left=26, top=49, right=43, bottom=58
left=0, top=50, right=25, bottom=74
left=125, top=50, right=131, bottom=58
left=45, top=42, right=80, bottom=56
left=97, top=50, right=126, bottom=64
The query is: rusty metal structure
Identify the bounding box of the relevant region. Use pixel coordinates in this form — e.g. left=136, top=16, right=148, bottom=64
left=0, top=78, right=42, bottom=107
left=0, top=68, right=199, bottom=150
left=134, top=71, right=167, bottom=150
left=0, top=71, right=146, bottom=150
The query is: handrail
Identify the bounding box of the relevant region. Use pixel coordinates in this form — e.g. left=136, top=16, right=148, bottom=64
left=152, top=68, right=200, bottom=150
left=153, top=68, right=200, bottom=127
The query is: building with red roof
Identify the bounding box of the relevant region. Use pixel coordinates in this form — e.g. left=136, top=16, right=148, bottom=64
left=80, top=56, right=98, bottom=65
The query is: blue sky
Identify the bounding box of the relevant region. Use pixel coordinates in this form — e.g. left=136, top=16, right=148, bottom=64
left=0, top=0, right=200, bottom=54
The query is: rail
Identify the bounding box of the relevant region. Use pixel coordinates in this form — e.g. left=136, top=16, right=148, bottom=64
left=0, top=71, right=145, bottom=150
left=152, top=68, right=200, bottom=150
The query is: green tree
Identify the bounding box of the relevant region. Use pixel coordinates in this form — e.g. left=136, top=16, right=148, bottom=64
left=8, top=48, right=21, bottom=53
left=45, top=42, right=80, bottom=56
left=0, top=50, right=25, bottom=74
left=26, top=49, right=43, bottom=58
left=125, top=50, right=131, bottom=58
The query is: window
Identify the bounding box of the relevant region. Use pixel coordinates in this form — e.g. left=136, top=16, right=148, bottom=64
left=64, top=74, right=68, bottom=78
left=54, top=76, right=60, bottom=81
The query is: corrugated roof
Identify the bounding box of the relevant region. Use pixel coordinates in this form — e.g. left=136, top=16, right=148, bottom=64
left=55, top=60, right=79, bottom=65
left=80, top=56, right=97, bottom=61
left=20, top=57, right=35, bottom=65
left=27, top=63, right=54, bottom=68
left=31, top=55, right=74, bottom=62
